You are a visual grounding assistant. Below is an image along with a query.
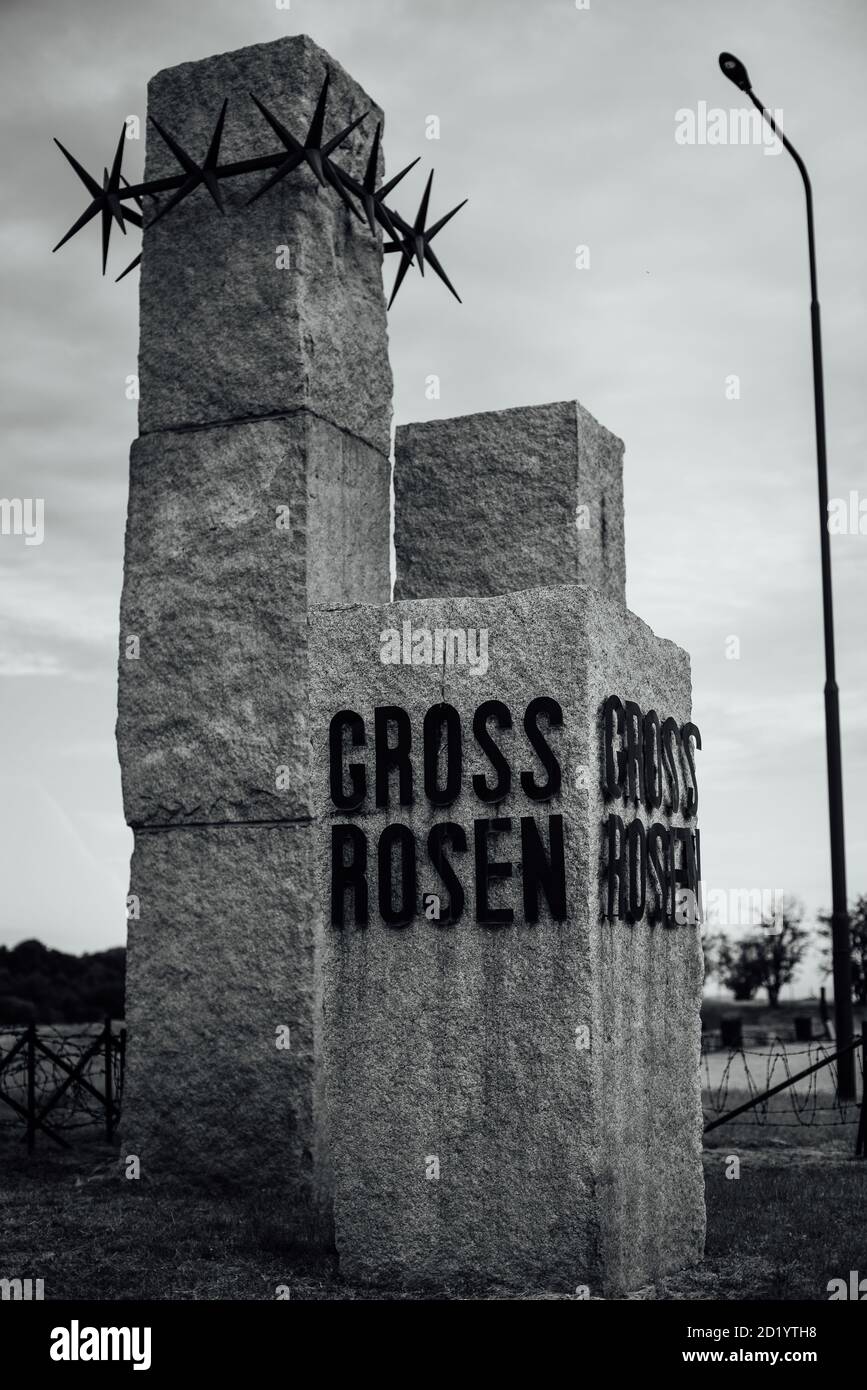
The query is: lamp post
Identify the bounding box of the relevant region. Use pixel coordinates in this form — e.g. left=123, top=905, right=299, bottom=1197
left=718, top=51, right=855, bottom=1100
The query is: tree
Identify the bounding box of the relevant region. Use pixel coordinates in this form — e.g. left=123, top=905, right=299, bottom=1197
left=717, top=900, right=811, bottom=1007
left=818, top=895, right=867, bottom=1005
left=753, top=900, right=811, bottom=1007
left=718, top=935, right=765, bottom=1001
left=0, top=942, right=125, bottom=1024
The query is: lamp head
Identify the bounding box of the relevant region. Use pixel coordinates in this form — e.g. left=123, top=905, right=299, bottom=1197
left=719, top=52, right=752, bottom=92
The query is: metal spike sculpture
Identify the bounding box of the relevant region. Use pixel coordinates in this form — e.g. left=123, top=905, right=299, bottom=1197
left=53, top=126, right=143, bottom=275
left=51, top=69, right=465, bottom=306
left=246, top=71, right=366, bottom=218
left=338, top=122, right=418, bottom=249
left=384, top=171, right=467, bottom=308
left=149, top=99, right=229, bottom=221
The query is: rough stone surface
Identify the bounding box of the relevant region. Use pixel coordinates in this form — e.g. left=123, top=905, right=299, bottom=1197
left=117, top=412, right=389, bottom=827
left=138, top=34, right=393, bottom=458
left=122, top=820, right=330, bottom=1216
left=394, top=401, right=626, bottom=603
left=584, top=594, right=706, bottom=1292
left=308, top=584, right=704, bottom=1291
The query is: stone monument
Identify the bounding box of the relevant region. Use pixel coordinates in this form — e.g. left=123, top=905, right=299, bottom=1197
left=115, top=33, right=705, bottom=1292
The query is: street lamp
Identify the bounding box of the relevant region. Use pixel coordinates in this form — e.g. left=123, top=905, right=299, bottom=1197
left=718, top=51, right=855, bottom=1100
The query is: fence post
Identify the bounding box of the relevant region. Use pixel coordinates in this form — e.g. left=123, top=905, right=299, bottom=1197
left=26, top=1021, right=36, bottom=1154
left=104, top=1017, right=113, bottom=1142
left=856, top=1029, right=866, bottom=1159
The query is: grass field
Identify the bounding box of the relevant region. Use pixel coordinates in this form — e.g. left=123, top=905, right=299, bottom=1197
left=0, top=1116, right=863, bottom=1301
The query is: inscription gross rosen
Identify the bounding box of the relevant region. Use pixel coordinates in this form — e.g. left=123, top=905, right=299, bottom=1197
left=327, top=695, right=702, bottom=931
left=601, top=695, right=702, bottom=929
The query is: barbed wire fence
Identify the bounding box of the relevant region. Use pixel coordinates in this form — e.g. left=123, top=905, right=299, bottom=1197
left=702, top=1031, right=866, bottom=1140
left=0, top=1021, right=125, bottom=1150
left=2, top=1017, right=863, bottom=1149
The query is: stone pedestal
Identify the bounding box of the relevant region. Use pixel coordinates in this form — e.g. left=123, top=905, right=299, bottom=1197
left=309, top=585, right=705, bottom=1291
left=117, top=36, right=391, bottom=1210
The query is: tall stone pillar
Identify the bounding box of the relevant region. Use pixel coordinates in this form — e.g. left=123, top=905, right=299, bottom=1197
left=116, top=35, right=391, bottom=1216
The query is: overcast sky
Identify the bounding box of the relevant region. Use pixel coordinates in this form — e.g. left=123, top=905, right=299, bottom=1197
left=1, top=0, right=865, bottom=996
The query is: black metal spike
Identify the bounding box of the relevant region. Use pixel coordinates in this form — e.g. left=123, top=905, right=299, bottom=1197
left=150, top=116, right=200, bottom=177
left=120, top=175, right=144, bottom=213
left=145, top=125, right=199, bottom=226
left=148, top=102, right=229, bottom=226
left=426, top=197, right=468, bottom=243
left=100, top=170, right=114, bottom=274
left=52, top=199, right=101, bottom=254
left=245, top=146, right=305, bottom=205
left=97, top=129, right=134, bottom=274
left=337, top=129, right=409, bottom=243
left=115, top=252, right=142, bottom=283
left=306, top=146, right=326, bottom=188
left=386, top=206, right=415, bottom=241
left=52, top=127, right=129, bottom=273
left=378, top=155, right=420, bottom=202
left=387, top=245, right=414, bottom=309
left=247, top=78, right=367, bottom=202
left=385, top=178, right=466, bottom=306
left=107, top=126, right=127, bottom=196
left=307, top=69, right=331, bottom=150
left=53, top=139, right=103, bottom=200
left=372, top=199, right=405, bottom=252
left=104, top=129, right=130, bottom=237
left=381, top=205, right=418, bottom=265
left=202, top=99, right=229, bottom=209
left=246, top=93, right=306, bottom=203
left=205, top=100, right=228, bottom=166
left=411, top=171, right=436, bottom=274
left=118, top=206, right=143, bottom=230
left=363, top=123, right=382, bottom=196
left=424, top=243, right=462, bottom=303
left=248, top=92, right=303, bottom=154
left=354, top=142, right=419, bottom=254
left=414, top=170, right=434, bottom=233
left=323, top=159, right=364, bottom=220
left=320, top=109, right=367, bottom=159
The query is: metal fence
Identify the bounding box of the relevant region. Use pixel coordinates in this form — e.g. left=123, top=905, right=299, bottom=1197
left=2, top=1015, right=863, bottom=1154
left=702, top=1030, right=866, bottom=1154
left=0, top=1020, right=125, bottom=1151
